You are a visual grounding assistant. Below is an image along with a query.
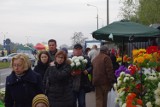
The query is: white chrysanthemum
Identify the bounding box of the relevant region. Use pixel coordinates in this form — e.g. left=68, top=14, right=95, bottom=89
left=122, top=103, right=126, bottom=107
left=117, top=77, right=121, bottom=81
left=78, top=56, right=84, bottom=60
left=155, top=99, right=160, bottom=106
left=70, top=62, right=75, bottom=67
left=72, top=56, right=78, bottom=60
left=123, top=77, right=129, bottom=82
left=130, top=77, right=134, bottom=80
left=74, top=58, right=80, bottom=63
left=82, top=59, right=88, bottom=63
left=113, top=83, right=117, bottom=90
left=120, top=72, right=125, bottom=76
left=154, top=89, right=160, bottom=96
left=119, top=91, right=125, bottom=97
left=76, top=62, right=81, bottom=66
left=146, top=102, right=153, bottom=107
left=148, top=76, right=156, bottom=80
left=125, top=74, right=131, bottom=77
left=117, top=81, right=122, bottom=86
left=158, top=82, right=160, bottom=89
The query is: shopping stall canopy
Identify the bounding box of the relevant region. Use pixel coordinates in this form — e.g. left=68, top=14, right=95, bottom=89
left=92, top=20, right=160, bottom=43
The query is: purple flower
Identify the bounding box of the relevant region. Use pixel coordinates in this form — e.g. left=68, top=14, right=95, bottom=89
left=115, top=65, right=130, bottom=77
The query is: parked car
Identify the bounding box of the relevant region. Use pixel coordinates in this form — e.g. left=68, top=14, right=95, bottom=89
left=0, top=53, right=18, bottom=62
left=0, top=53, right=36, bottom=67
left=24, top=53, right=36, bottom=67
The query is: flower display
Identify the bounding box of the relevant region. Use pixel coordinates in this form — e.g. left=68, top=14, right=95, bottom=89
left=69, top=56, right=88, bottom=75
left=132, top=46, right=160, bottom=68
left=114, top=46, right=160, bottom=107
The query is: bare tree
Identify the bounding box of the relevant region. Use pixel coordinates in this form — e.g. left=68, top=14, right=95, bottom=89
left=71, top=32, right=88, bottom=46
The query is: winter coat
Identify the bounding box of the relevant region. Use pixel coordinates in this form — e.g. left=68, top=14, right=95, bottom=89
left=71, top=55, right=92, bottom=92
left=5, top=68, right=43, bottom=107
left=92, top=52, right=115, bottom=90
left=43, top=62, right=74, bottom=107
left=34, top=61, right=49, bottom=79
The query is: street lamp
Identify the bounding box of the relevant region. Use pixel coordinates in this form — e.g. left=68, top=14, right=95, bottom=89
left=87, top=4, right=99, bottom=30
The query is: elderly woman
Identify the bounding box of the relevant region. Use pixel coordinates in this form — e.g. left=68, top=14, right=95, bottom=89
left=4, top=53, right=43, bottom=107
left=43, top=50, right=74, bottom=107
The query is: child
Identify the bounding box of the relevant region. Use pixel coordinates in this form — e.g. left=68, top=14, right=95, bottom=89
left=32, top=94, right=49, bottom=107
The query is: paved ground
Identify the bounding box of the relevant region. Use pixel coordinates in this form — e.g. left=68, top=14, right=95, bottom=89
left=86, top=91, right=96, bottom=107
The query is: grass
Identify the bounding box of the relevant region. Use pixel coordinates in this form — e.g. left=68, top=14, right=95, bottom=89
left=0, top=62, right=10, bottom=69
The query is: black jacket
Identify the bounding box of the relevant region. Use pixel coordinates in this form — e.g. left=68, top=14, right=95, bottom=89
left=43, top=63, right=74, bottom=107
left=5, top=68, right=43, bottom=107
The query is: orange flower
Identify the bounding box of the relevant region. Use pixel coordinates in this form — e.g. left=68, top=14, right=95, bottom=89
left=137, top=57, right=144, bottom=63
left=127, top=93, right=136, bottom=100
left=143, top=54, right=152, bottom=60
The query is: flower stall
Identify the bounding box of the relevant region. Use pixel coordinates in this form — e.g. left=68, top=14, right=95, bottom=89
left=114, top=46, right=160, bottom=107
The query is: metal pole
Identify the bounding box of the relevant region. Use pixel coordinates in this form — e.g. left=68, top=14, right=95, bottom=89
left=107, top=0, right=109, bottom=25
left=97, top=13, right=99, bottom=29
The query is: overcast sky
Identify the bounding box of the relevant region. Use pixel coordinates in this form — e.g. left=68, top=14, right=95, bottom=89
left=0, top=0, right=123, bottom=47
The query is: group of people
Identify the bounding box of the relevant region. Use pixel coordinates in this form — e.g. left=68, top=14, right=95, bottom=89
left=4, top=39, right=117, bottom=107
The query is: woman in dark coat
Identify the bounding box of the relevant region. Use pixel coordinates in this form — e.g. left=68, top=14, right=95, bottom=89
left=43, top=50, right=74, bottom=107
left=34, top=51, right=50, bottom=79
left=4, top=53, right=43, bottom=107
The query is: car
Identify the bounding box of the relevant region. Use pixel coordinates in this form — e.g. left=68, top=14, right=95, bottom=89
left=0, top=53, right=36, bottom=67
left=0, top=53, right=18, bottom=62
left=24, top=53, right=36, bottom=67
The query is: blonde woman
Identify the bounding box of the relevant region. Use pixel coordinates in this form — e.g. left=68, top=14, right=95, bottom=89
left=4, top=53, right=43, bottom=107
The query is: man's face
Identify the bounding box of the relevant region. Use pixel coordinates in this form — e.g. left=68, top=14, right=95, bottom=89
left=48, top=42, right=56, bottom=51
left=73, top=48, right=83, bottom=56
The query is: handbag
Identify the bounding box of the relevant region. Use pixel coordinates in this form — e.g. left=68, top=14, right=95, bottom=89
left=83, top=75, right=94, bottom=93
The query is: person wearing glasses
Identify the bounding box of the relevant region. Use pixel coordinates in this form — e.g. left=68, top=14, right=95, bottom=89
left=4, top=53, right=43, bottom=107
left=43, top=50, right=74, bottom=107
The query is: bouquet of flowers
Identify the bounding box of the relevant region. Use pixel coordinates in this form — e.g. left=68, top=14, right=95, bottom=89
left=69, top=56, right=88, bottom=75
left=114, top=46, right=160, bottom=107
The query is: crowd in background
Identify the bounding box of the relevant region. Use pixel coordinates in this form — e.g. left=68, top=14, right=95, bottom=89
left=3, top=38, right=119, bottom=107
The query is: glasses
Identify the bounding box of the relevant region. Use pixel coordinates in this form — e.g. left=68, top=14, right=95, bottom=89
left=13, top=64, right=22, bottom=67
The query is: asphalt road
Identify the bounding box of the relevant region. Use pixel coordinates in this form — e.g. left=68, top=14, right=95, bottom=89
left=0, top=68, right=11, bottom=88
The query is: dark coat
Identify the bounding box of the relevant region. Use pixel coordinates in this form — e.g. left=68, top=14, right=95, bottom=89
left=34, top=61, right=49, bottom=79
left=43, top=63, right=74, bottom=107
left=5, top=68, right=43, bottom=107
left=92, top=52, right=115, bottom=90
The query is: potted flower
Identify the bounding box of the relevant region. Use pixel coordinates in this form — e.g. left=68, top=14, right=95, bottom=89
left=69, top=56, right=88, bottom=75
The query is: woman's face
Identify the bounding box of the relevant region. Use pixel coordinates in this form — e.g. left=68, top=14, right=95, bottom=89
left=13, top=59, right=24, bottom=75
left=55, top=54, right=65, bottom=64
left=40, top=54, right=49, bottom=64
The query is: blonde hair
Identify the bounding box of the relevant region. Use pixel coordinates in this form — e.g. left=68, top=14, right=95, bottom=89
left=11, top=53, right=31, bottom=71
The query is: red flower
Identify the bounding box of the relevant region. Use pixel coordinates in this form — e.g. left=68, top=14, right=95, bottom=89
left=128, top=65, right=137, bottom=75
left=136, top=99, right=143, bottom=105
left=146, top=46, right=158, bottom=54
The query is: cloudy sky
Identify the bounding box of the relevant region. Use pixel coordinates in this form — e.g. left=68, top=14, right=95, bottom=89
left=0, top=0, right=123, bottom=47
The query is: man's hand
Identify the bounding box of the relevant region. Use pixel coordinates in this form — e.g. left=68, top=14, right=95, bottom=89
left=83, top=70, right=88, bottom=75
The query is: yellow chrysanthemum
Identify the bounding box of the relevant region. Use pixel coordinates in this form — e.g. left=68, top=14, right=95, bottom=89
left=132, top=50, right=139, bottom=57
left=117, top=57, right=122, bottom=62
left=138, top=49, right=146, bottom=53
left=133, top=58, right=138, bottom=63
left=143, top=54, right=152, bottom=60
left=137, top=56, right=144, bottom=63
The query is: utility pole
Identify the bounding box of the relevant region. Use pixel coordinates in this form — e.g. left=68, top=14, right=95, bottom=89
left=107, top=0, right=109, bottom=25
